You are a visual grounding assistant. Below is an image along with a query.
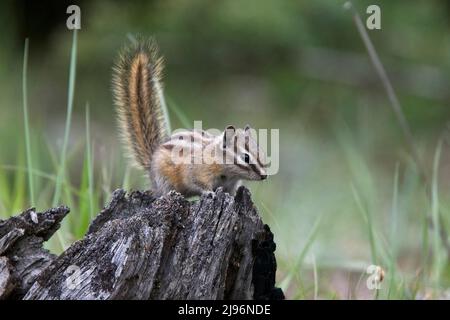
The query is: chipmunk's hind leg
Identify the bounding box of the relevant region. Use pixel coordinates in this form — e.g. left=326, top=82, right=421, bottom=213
left=221, top=178, right=241, bottom=196
left=151, top=171, right=173, bottom=197
left=188, top=178, right=214, bottom=198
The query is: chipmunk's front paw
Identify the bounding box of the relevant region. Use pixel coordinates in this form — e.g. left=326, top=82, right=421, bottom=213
left=201, top=190, right=215, bottom=199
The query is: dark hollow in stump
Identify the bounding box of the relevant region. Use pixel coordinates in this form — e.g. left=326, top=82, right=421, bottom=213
left=0, top=186, right=284, bottom=300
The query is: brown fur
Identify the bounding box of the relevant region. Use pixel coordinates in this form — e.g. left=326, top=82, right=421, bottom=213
left=113, top=38, right=267, bottom=197
left=112, top=37, right=168, bottom=171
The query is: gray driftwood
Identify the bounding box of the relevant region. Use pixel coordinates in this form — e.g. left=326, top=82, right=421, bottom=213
left=0, top=186, right=283, bottom=300
left=0, top=206, right=69, bottom=299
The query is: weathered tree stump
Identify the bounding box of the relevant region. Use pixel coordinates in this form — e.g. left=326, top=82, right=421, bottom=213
left=0, top=205, right=69, bottom=299
left=0, top=186, right=284, bottom=300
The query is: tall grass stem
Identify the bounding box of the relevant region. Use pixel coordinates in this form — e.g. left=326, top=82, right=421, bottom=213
left=52, top=30, right=78, bottom=206
left=85, top=103, right=95, bottom=219
left=22, top=38, right=35, bottom=205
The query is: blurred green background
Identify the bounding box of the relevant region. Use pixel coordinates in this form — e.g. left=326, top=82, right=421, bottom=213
left=1, top=0, right=450, bottom=299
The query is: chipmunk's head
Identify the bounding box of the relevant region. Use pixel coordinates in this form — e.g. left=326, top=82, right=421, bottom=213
left=221, top=125, right=268, bottom=181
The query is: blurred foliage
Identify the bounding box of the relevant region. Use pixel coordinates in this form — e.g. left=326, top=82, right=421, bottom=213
left=1, top=0, right=450, bottom=299
left=1, top=0, right=450, bottom=129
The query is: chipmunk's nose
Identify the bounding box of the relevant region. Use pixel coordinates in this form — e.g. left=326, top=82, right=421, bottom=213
left=260, top=174, right=267, bottom=180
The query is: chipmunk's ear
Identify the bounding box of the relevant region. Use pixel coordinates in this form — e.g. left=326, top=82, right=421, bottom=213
left=223, top=125, right=236, bottom=148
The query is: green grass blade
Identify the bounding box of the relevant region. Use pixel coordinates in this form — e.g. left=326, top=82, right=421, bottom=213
left=122, top=165, right=131, bottom=190
left=279, top=214, right=322, bottom=293
left=52, top=30, right=78, bottom=207
left=388, top=163, right=400, bottom=299
left=22, top=38, right=35, bottom=205
left=0, top=164, right=11, bottom=214
left=431, top=139, right=443, bottom=288
left=389, top=163, right=400, bottom=256
left=2, top=165, right=54, bottom=182
left=11, top=149, right=25, bottom=214
left=351, top=182, right=377, bottom=265
left=157, top=83, right=171, bottom=134
left=78, top=148, right=92, bottom=238
left=85, top=103, right=95, bottom=220
left=167, top=96, right=192, bottom=129
left=311, top=253, right=318, bottom=300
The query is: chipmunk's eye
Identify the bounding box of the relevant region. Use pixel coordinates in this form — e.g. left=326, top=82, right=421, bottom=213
left=244, top=153, right=250, bottom=164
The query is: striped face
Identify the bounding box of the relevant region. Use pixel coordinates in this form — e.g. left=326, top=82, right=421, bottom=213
left=222, top=125, right=268, bottom=181
left=159, top=125, right=268, bottom=181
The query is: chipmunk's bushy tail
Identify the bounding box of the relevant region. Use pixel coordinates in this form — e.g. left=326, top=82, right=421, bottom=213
left=112, top=37, right=168, bottom=171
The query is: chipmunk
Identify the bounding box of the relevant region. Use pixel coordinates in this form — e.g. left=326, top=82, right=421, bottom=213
left=112, top=37, right=267, bottom=197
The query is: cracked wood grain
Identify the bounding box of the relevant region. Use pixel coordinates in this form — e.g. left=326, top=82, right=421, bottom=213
left=1, top=187, right=283, bottom=300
